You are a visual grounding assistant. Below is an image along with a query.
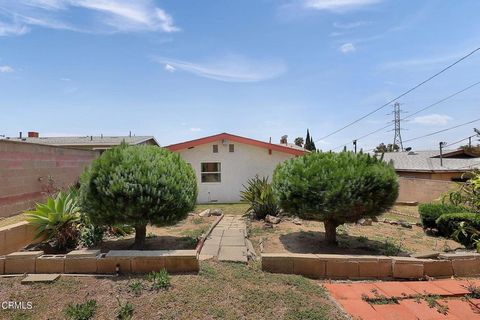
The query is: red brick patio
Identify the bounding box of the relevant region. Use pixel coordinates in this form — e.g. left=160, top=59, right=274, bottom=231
left=325, top=279, right=480, bottom=319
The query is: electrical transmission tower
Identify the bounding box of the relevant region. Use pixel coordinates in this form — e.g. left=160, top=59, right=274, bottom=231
left=392, top=102, right=404, bottom=151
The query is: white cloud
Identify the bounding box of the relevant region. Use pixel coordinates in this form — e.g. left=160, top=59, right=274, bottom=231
left=413, top=114, right=452, bottom=125
left=333, top=20, right=372, bottom=29
left=189, top=128, right=202, bottom=132
left=164, top=64, right=175, bottom=72
left=155, top=54, right=287, bottom=83
left=304, top=0, right=381, bottom=11
left=0, top=65, right=14, bottom=73
left=380, top=53, right=462, bottom=70
left=60, top=77, right=71, bottom=81
left=339, top=43, right=356, bottom=53
left=0, top=0, right=179, bottom=36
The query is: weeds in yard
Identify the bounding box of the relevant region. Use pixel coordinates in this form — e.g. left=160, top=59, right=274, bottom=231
left=147, top=269, right=171, bottom=291
left=362, top=289, right=399, bottom=305
left=279, top=275, right=326, bottom=295
left=146, top=232, right=156, bottom=238
left=10, top=313, right=31, bottom=320
left=64, top=299, right=97, bottom=320
left=192, top=217, right=204, bottom=225
left=415, top=294, right=449, bottom=315
left=128, top=280, right=143, bottom=296
left=336, top=225, right=348, bottom=236
left=285, top=307, right=329, bottom=320
left=181, top=226, right=207, bottom=239
left=464, top=282, right=480, bottom=298
left=377, top=238, right=406, bottom=256
left=357, top=235, right=368, bottom=243
left=116, top=299, right=134, bottom=320
left=199, top=263, right=217, bottom=278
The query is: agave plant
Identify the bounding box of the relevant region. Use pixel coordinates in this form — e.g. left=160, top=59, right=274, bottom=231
left=240, top=175, right=280, bottom=220
left=25, top=192, right=81, bottom=251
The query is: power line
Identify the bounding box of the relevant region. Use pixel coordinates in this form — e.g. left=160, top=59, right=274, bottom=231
left=402, top=118, right=480, bottom=143
left=317, top=46, right=480, bottom=142
left=329, top=80, right=480, bottom=151
left=402, top=80, right=480, bottom=121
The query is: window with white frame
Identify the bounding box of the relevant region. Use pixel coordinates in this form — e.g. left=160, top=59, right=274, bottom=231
left=229, top=144, right=234, bottom=152
left=212, top=145, right=218, bottom=153
left=201, top=162, right=221, bottom=183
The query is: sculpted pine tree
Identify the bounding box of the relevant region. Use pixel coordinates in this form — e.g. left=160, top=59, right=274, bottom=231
left=273, top=152, right=398, bottom=245
left=79, top=144, right=197, bottom=249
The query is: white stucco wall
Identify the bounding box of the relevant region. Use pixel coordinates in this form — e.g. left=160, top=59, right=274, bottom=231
left=176, top=140, right=296, bottom=203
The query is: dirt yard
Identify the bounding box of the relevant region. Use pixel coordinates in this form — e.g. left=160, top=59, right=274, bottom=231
left=100, top=213, right=217, bottom=252
left=0, top=261, right=346, bottom=320
left=194, top=203, right=462, bottom=256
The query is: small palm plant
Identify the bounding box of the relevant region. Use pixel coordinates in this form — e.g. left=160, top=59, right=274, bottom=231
left=25, top=192, right=80, bottom=251
left=240, top=175, right=280, bottom=220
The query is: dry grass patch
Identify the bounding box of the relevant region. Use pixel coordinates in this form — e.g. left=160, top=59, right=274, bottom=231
left=0, top=262, right=345, bottom=320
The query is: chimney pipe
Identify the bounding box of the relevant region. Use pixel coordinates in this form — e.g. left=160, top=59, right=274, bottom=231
left=19, top=132, right=22, bottom=139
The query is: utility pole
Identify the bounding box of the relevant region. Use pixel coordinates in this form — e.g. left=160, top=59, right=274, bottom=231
left=353, top=140, right=357, bottom=154
left=439, top=141, right=446, bottom=166
left=392, top=102, right=404, bottom=151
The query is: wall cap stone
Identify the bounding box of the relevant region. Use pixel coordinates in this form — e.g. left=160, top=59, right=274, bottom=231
left=6, top=251, right=43, bottom=259
left=66, top=249, right=100, bottom=258
left=439, top=253, right=480, bottom=260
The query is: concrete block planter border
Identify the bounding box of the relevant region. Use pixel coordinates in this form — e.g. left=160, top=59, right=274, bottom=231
left=261, top=252, right=480, bottom=280
left=0, top=249, right=199, bottom=275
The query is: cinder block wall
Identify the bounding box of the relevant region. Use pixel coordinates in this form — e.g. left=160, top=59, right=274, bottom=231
left=397, top=177, right=456, bottom=203
left=0, top=140, right=98, bottom=218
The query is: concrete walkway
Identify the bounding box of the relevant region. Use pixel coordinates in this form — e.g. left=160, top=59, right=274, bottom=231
left=199, top=215, right=248, bottom=263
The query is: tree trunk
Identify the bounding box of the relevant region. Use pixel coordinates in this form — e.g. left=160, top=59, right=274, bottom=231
left=324, top=220, right=338, bottom=245
left=133, top=224, right=147, bottom=249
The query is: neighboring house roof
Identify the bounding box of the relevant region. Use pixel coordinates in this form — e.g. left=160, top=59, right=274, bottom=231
left=380, top=149, right=480, bottom=172
left=165, top=133, right=306, bottom=156
left=6, top=135, right=159, bottom=149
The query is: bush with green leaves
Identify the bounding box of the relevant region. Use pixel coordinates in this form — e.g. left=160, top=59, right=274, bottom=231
left=436, top=212, right=480, bottom=247
left=444, top=169, right=480, bottom=213
left=80, top=144, right=197, bottom=249
left=64, top=299, right=97, bottom=320
left=25, top=191, right=80, bottom=251
left=272, top=151, right=398, bottom=244
left=240, top=175, right=279, bottom=219
left=418, top=203, right=469, bottom=229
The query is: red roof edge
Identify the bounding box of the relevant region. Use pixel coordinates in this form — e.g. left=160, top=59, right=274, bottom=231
left=164, top=133, right=306, bottom=156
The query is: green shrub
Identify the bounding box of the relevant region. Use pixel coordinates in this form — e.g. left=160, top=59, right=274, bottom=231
left=272, top=151, right=398, bottom=244
left=436, top=212, right=480, bottom=247
left=240, top=175, right=279, bottom=219
left=147, top=269, right=171, bottom=290
left=64, top=299, right=97, bottom=320
left=443, top=169, right=480, bottom=213
left=80, top=144, right=197, bottom=249
left=25, top=191, right=80, bottom=251
left=419, top=203, right=469, bottom=229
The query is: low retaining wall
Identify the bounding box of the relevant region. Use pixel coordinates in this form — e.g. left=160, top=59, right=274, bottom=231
left=0, top=249, right=199, bottom=275
left=261, top=252, right=480, bottom=280
left=0, top=221, right=40, bottom=256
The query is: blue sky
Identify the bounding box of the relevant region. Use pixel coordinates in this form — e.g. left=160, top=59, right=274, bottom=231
left=1, top=0, right=479, bottom=151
